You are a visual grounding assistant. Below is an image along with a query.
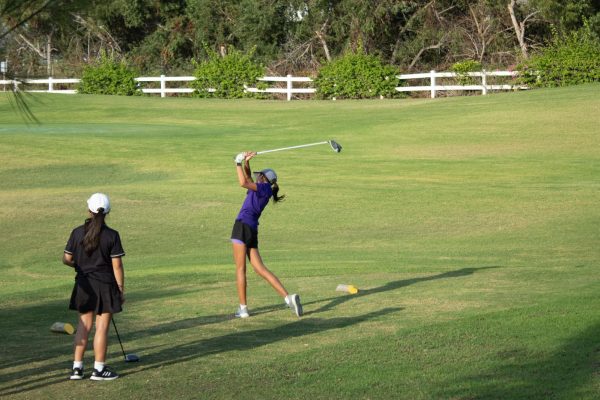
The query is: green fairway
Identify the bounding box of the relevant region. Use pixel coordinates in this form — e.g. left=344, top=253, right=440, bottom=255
left=0, top=86, right=599, bottom=399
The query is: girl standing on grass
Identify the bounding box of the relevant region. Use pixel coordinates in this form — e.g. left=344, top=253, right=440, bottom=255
left=231, top=151, right=302, bottom=318
left=62, top=193, right=125, bottom=381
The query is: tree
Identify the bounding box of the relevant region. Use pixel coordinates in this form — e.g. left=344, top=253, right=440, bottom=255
left=507, top=0, right=540, bottom=59
left=1, top=0, right=91, bottom=75
left=391, top=0, right=461, bottom=71
left=2, top=0, right=600, bottom=84
left=459, top=1, right=512, bottom=63
left=88, top=0, right=189, bottom=73
left=532, top=0, right=600, bottom=36
left=518, top=22, right=600, bottom=87
left=0, top=0, right=65, bottom=121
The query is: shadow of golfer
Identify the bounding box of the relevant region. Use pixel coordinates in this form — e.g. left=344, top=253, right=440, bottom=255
left=123, top=306, right=403, bottom=377
left=119, top=302, right=289, bottom=344
left=304, top=266, right=499, bottom=316
left=113, top=267, right=499, bottom=344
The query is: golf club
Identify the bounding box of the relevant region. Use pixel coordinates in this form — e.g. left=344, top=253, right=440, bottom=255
left=111, top=317, right=140, bottom=362
left=256, top=140, right=342, bottom=155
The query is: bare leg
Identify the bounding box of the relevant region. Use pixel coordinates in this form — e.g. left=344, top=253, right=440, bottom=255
left=248, top=248, right=288, bottom=298
left=73, top=312, right=94, bottom=362
left=233, top=242, right=248, bottom=305
left=93, top=312, right=112, bottom=363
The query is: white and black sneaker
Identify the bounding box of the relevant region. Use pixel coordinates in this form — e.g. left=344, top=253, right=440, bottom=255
left=288, top=294, right=303, bottom=317
left=70, top=367, right=84, bottom=380
left=90, top=366, right=119, bottom=381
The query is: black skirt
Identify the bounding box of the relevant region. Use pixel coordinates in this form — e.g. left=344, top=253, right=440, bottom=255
left=69, top=273, right=122, bottom=315
left=231, top=219, right=259, bottom=248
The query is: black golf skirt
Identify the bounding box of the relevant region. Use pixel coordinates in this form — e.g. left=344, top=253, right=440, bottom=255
left=69, top=274, right=122, bottom=315
left=231, top=220, right=259, bottom=248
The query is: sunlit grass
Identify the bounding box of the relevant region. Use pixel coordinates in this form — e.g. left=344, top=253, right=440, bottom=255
left=0, top=85, right=599, bottom=399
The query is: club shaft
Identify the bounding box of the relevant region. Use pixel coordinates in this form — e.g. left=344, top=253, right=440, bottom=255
left=111, top=317, right=127, bottom=359
left=256, top=141, right=328, bottom=155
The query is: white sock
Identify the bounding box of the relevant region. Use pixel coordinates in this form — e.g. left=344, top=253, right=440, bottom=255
left=94, top=361, right=105, bottom=371
left=239, top=304, right=247, bottom=310
left=73, top=361, right=83, bottom=370
left=284, top=296, right=290, bottom=305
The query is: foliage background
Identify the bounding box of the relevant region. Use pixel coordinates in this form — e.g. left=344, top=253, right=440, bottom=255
left=78, top=51, right=140, bottom=96
left=518, top=23, right=600, bottom=87
left=1, top=0, right=599, bottom=78
left=191, top=45, right=264, bottom=98
left=315, top=48, right=400, bottom=99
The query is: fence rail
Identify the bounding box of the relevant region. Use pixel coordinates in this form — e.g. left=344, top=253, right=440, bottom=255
left=397, top=70, right=525, bottom=98
left=0, top=70, right=525, bottom=100
left=135, top=76, right=196, bottom=95
left=245, top=75, right=315, bottom=101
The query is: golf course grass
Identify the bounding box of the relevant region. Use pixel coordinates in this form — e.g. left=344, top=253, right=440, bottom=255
left=0, top=85, right=598, bottom=399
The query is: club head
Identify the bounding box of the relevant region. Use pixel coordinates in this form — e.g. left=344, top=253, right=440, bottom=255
left=125, top=354, right=140, bottom=362
left=328, top=140, right=342, bottom=153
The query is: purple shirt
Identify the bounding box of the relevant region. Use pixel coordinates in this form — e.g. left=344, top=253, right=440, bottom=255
left=236, top=182, right=272, bottom=230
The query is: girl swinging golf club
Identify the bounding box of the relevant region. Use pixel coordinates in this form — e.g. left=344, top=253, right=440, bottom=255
left=231, top=151, right=303, bottom=318
left=62, top=193, right=125, bottom=381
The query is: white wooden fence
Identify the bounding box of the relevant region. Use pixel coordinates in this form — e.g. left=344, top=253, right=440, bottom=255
left=397, top=70, right=524, bottom=98
left=247, top=75, right=315, bottom=101
left=0, top=70, right=524, bottom=100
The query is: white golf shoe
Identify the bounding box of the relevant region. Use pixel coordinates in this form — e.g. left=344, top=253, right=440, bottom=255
left=287, top=294, right=303, bottom=317
left=235, top=306, right=250, bottom=318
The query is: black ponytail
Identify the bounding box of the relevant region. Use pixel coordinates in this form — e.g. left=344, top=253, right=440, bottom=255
left=83, top=208, right=106, bottom=254
left=272, top=182, right=285, bottom=203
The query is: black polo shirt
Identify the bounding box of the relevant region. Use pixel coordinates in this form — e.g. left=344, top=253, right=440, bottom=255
left=64, top=223, right=125, bottom=276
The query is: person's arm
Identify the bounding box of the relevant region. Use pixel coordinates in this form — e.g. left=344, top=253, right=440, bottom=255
left=236, top=152, right=257, bottom=191
left=112, top=257, right=125, bottom=304
left=243, top=155, right=253, bottom=180
left=62, top=252, right=75, bottom=268
left=63, top=231, right=77, bottom=268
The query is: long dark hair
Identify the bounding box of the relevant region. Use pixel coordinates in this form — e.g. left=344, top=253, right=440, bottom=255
left=271, top=182, right=285, bottom=203
left=83, top=208, right=106, bottom=254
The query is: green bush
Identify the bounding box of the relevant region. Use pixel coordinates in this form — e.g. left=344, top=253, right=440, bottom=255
left=191, top=46, right=264, bottom=98
left=451, top=60, right=482, bottom=86
left=315, top=49, right=400, bottom=100
left=518, top=23, right=600, bottom=87
left=78, top=52, right=139, bottom=96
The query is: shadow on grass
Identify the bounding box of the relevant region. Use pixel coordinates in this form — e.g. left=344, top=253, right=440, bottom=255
left=440, top=321, right=600, bottom=399
left=123, top=306, right=404, bottom=376
left=0, top=286, right=211, bottom=391
left=304, top=266, right=499, bottom=316
left=0, top=266, right=495, bottom=396
left=57, top=266, right=500, bottom=351
left=99, top=267, right=498, bottom=345
left=0, top=307, right=403, bottom=396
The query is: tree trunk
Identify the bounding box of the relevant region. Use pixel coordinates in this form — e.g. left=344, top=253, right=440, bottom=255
left=508, top=0, right=528, bottom=59
left=408, top=38, right=445, bottom=71
left=46, top=34, right=52, bottom=75
left=17, top=33, right=53, bottom=75
left=315, top=30, right=331, bottom=62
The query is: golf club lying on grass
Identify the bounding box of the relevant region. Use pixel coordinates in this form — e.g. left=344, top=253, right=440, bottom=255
left=256, top=140, right=342, bottom=155
left=111, top=317, right=140, bottom=362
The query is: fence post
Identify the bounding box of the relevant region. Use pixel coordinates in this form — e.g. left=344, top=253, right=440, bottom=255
left=286, top=74, right=292, bottom=101
left=481, top=70, right=488, bottom=95
left=160, top=74, right=166, bottom=98
left=430, top=70, right=436, bottom=98
left=48, top=76, right=53, bottom=92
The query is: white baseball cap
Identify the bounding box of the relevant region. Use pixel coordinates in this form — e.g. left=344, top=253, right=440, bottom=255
left=87, top=193, right=111, bottom=214
left=253, top=168, right=277, bottom=183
